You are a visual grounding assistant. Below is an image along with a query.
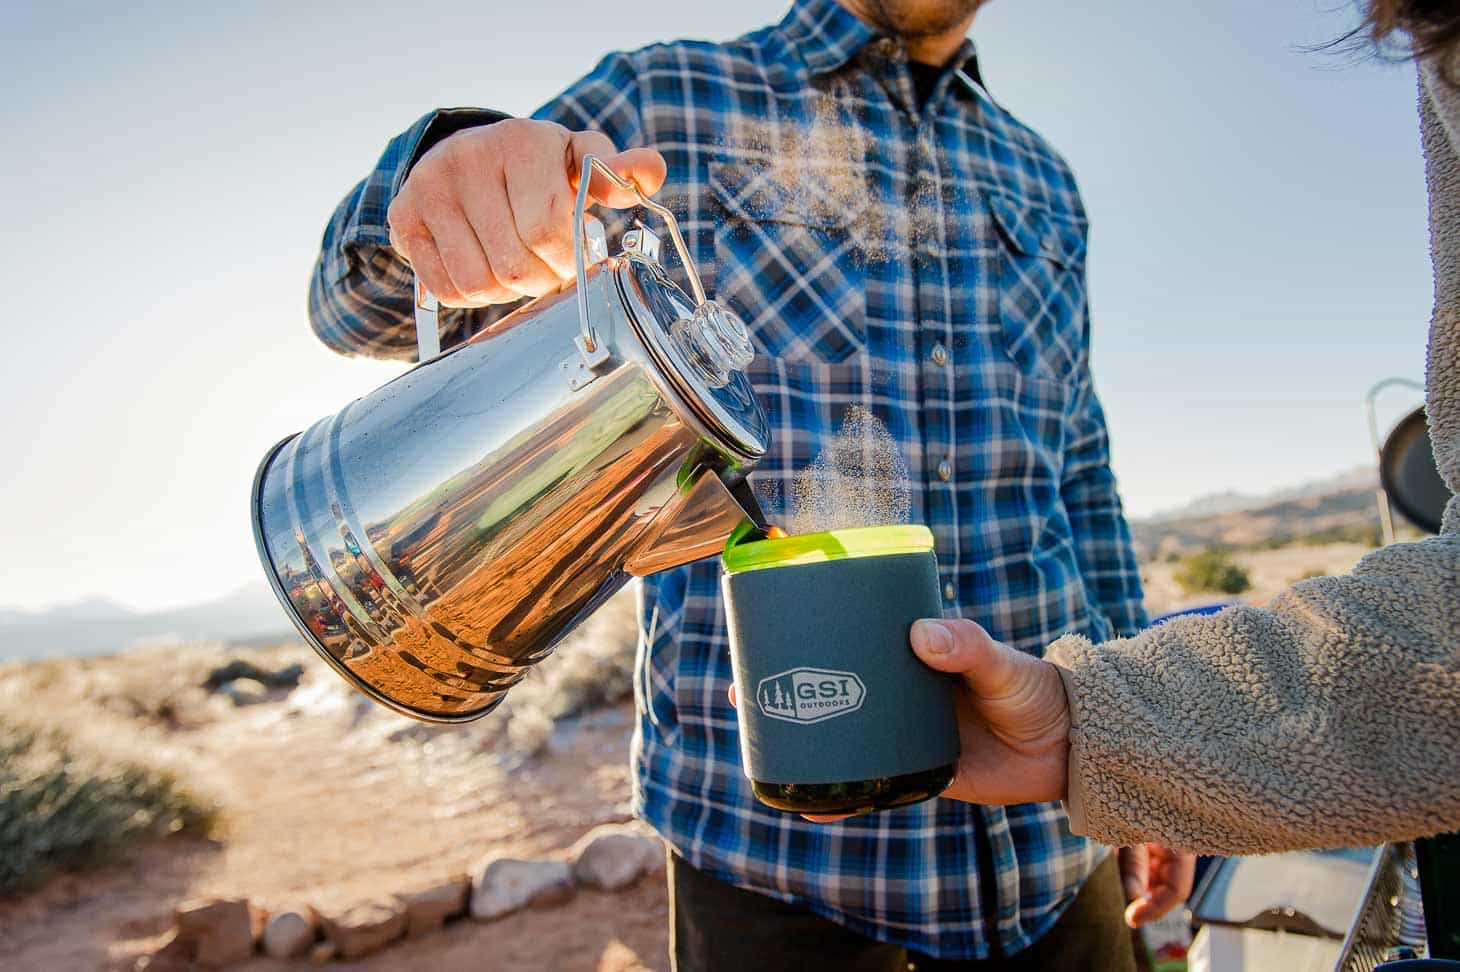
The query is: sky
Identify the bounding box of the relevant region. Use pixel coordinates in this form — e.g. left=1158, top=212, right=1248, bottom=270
left=0, top=0, right=1434, bottom=613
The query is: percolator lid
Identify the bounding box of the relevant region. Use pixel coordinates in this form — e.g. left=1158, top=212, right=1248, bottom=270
left=616, top=256, right=770, bottom=463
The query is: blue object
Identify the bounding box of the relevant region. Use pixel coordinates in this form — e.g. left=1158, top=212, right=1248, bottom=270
left=1152, top=603, right=1235, bottom=625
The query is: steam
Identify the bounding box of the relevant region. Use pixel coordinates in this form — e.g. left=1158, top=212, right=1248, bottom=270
left=784, top=405, right=912, bottom=535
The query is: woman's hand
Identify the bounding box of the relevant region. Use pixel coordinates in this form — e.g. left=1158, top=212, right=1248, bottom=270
left=907, top=618, right=1072, bottom=806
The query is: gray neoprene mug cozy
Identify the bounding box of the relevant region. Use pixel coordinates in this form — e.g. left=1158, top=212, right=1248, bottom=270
left=720, top=524, right=960, bottom=815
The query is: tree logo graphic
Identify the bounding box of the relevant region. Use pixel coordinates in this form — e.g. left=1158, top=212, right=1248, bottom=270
left=755, top=668, right=866, bottom=725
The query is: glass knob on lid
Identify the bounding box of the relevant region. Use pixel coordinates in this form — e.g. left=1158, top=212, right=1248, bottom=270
left=671, top=301, right=756, bottom=388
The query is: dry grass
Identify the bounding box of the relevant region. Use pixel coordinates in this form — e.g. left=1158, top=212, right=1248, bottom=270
left=0, top=640, right=315, bottom=894
left=1141, top=542, right=1376, bottom=617
left=470, top=589, right=638, bottom=757
left=0, top=702, right=222, bottom=895
left=3, top=640, right=313, bottom=730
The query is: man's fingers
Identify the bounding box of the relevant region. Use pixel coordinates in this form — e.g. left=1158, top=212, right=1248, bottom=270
left=1118, top=845, right=1149, bottom=902
left=390, top=218, right=464, bottom=307
left=727, top=682, right=738, bottom=708
left=421, top=206, right=498, bottom=307
left=466, top=170, right=564, bottom=299
left=1145, top=849, right=1197, bottom=923
left=1169, top=850, right=1197, bottom=902
left=505, top=156, right=579, bottom=281
left=1126, top=885, right=1178, bottom=927
left=603, top=147, right=668, bottom=200
left=1124, top=846, right=1195, bottom=926
left=1124, top=896, right=1153, bottom=928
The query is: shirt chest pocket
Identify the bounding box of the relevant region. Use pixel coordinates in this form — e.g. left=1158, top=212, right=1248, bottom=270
left=987, top=193, right=1089, bottom=385
left=709, top=159, right=870, bottom=365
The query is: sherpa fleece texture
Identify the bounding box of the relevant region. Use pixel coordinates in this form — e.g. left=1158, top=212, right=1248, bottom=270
left=1046, top=59, right=1460, bottom=856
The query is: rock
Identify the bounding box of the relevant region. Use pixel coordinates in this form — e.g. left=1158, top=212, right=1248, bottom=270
left=527, top=877, right=576, bottom=910
left=571, top=825, right=665, bottom=891
left=469, top=857, right=574, bottom=920
left=204, top=659, right=304, bottom=692
left=174, top=897, right=256, bottom=968
left=308, top=940, right=337, bottom=964
left=262, top=906, right=318, bottom=959
left=133, top=928, right=192, bottom=972
left=394, top=876, right=469, bottom=938
left=219, top=677, right=270, bottom=706
left=319, top=900, right=405, bottom=960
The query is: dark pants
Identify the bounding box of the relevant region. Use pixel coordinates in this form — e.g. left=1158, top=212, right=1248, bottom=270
left=669, top=851, right=1136, bottom=972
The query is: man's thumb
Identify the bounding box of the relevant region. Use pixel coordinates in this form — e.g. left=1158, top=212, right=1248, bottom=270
left=606, top=147, right=667, bottom=198
left=568, top=131, right=667, bottom=208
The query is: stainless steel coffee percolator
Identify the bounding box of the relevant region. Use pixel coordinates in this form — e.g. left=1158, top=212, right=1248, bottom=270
left=252, top=157, right=770, bottom=722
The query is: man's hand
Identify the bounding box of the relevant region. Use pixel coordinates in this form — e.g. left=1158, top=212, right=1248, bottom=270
left=386, top=118, right=667, bottom=307
left=1118, top=843, right=1197, bottom=927
left=908, top=618, right=1071, bottom=806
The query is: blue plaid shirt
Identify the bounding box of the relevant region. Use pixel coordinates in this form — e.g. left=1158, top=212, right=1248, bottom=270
left=309, top=0, right=1146, bottom=958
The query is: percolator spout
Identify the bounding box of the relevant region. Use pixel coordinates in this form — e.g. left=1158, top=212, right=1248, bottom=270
left=623, top=471, right=772, bottom=577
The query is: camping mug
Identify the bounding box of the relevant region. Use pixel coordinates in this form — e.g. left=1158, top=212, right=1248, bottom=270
left=721, top=524, right=960, bottom=814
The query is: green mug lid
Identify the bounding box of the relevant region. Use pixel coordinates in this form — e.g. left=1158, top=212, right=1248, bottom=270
left=722, top=523, right=934, bottom=574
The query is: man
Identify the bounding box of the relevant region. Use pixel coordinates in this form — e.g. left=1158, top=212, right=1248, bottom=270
left=308, top=1, right=1190, bottom=968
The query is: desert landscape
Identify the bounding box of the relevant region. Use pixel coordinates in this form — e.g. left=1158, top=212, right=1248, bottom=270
left=0, top=475, right=1408, bottom=971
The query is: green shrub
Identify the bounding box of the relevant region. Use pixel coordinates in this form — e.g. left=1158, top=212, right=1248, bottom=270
left=0, top=708, right=220, bottom=895
left=1174, top=547, right=1251, bottom=595
left=1294, top=567, right=1329, bottom=583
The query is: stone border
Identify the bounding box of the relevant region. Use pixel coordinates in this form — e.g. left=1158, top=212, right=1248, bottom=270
left=134, top=824, right=665, bottom=969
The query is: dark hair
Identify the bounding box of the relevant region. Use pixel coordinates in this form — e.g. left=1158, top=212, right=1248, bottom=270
left=1355, top=0, right=1460, bottom=81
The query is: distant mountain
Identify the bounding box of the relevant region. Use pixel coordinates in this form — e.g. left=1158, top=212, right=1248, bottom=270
left=1140, top=467, right=1377, bottom=522
left=1129, top=467, right=1389, bottom=559
left=0, top=583, right=296, bottom=661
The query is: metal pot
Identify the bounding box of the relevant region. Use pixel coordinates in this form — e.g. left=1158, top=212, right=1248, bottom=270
left=252, top=157, right=770, bottom=723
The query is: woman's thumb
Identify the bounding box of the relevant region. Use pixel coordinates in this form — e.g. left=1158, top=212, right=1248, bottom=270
left=912, top=618, right=989, bottom=669
left=910, top=618, right=1028, bottom=697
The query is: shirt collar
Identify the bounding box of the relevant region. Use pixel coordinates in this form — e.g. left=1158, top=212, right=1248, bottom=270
left=776, top=0, right=880, bottom=77
left=776, top=0, right=984, bottom=90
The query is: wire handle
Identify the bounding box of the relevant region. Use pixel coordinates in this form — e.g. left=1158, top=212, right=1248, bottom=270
left=572, top=154, right=706, bottom=356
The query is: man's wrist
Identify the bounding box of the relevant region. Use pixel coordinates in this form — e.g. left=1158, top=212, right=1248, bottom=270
left=406, top=108, right=512, bottom=179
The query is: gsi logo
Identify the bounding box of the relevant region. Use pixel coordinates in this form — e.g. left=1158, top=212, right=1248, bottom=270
left=756, top=668, right=866, bottom=725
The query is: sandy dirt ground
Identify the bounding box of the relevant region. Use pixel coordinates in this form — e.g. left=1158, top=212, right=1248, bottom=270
left=1139, top=543, right=1374, bottom=617
left=0, top=693, right=670, bottom=972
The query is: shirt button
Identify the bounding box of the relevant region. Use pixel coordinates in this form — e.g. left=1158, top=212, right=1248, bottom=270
left=944, top=582, right=957, bottom=602
left=936, top=459, right=952, bottom=481
left=930, top=343, right=949, bottom=366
